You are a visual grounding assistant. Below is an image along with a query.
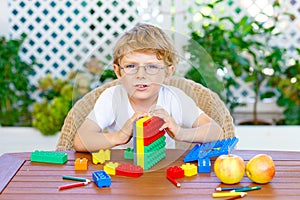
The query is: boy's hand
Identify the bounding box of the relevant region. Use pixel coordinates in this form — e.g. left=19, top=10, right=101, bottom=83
left=150, top=109, right=180, bottom=140
left=117, top=112, right=147, bottom=144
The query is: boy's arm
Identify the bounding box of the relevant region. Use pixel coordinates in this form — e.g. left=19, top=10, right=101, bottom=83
left=73, top=119, right=128, bottom=152
left=175, top=113, right=223, bottom=143
left=74, top=112, right=145, bottom=152
left=155, top=109, right=223, bottom=143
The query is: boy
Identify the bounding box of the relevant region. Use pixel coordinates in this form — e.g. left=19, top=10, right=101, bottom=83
left=74, top=24, right=223, bottom=152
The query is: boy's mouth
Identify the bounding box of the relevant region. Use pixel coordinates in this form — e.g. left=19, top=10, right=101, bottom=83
left=134, top=84, right=149, bottom=89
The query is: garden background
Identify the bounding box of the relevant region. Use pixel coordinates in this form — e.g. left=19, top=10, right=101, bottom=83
left=1, top=0, right=299, bottom=154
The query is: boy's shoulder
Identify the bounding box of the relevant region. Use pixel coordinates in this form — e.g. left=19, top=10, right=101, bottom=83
left=102, top=84, right=124, bottom=93
left=162, top=84, right=189, bottom=97
left=98, top=84, right=126, bottom=99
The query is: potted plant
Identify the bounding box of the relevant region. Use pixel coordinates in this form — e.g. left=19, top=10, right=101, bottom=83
left=0, top=34, right=36, bottom=126
left=185, top=1, right=287, bottom=125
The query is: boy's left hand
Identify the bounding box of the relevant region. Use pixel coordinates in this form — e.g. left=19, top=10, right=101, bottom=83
left=150, top=109, right=180, bottom=139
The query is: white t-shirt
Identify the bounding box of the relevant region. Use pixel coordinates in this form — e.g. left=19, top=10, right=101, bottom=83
left=87, top=84, right=203, bottom=148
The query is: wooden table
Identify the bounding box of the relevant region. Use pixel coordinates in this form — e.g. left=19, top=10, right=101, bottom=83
left=0, top=149, right=299, bottom=199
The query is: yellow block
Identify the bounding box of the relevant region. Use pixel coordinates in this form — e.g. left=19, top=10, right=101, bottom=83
left=135, top=116, right=150, bottom=168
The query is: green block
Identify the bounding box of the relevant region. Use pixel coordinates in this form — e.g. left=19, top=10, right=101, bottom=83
left=124, top=148, right=134, bottom=159
left=144, top=136, right=166, bottom=153
left=144, top=147, right=166, bottom=170
left=30, top=150, right=68, bottom=164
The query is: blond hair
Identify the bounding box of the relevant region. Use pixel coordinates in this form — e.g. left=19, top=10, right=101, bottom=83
left=113, top=24, right=179, bottom=66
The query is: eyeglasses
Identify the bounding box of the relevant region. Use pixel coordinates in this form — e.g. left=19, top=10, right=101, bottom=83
left=120, top=64, right=168, bottom=75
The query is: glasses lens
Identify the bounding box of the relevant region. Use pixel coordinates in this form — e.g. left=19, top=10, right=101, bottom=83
left=145, top=65, right=160, bottom=74
left=123, top=64, right=137, bottom=74
left=122, top=64, right=163, bottom=74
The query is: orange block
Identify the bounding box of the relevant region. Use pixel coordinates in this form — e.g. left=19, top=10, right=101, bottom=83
left=74, top=158, right=88, bottom=170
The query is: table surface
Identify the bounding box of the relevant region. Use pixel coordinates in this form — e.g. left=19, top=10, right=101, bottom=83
left=0, top=149, right=300, bottom=200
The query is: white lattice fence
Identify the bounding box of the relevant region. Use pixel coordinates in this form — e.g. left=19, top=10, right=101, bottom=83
left=4, top=0, right=300, bottom=107
left=8, top=0, right=140, bottom=84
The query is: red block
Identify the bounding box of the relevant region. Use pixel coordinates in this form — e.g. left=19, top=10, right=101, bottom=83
left=143, top=116, right=165, bottom=146
left=167, top=166, right=184, bottom=179
left=116, top=163, right=143, bottom=177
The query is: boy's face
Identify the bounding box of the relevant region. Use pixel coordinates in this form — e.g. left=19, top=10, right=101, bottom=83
left=114, top=51, right=174, bottom=102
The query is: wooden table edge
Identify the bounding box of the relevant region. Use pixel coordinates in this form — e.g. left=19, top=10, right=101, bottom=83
left=0, top=153, right=25, bottom=194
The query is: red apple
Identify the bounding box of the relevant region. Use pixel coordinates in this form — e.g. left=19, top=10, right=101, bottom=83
left=246, top=154, right=275, bottom=184
left=214, top=154, right=245, bottom=184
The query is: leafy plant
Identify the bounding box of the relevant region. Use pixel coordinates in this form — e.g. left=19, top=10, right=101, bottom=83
left=186, top=1, right=287, bottom=125
left=32, top=74, right=75, bottom=135
left=0, top=34, right=36, bottom=126
left=32, top=56, right=116, bottom=135
left=271, top=48, right=300, bottom=125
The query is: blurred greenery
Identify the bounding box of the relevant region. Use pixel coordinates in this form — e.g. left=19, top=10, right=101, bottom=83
left=32, top=57, right=116, bottom=135
left=185, top=0, right=289, bottom=125
left=0, top=34, right=36, bottom=126
left=270, top=48, right=300, bottom=125
left=32, top=74, right=75, bottom=135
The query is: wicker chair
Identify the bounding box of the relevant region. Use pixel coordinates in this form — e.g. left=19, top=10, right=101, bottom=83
left=56, top=77, right=235, bottom=150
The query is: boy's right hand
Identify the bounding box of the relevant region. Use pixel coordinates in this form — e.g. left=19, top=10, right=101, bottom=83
left=117, top=112, right=146, bottom=145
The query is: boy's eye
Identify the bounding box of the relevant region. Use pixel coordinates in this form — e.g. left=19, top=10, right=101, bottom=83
left=125, top=64, right=136, bottom=69
left=146, top=65, right=159, bottom=69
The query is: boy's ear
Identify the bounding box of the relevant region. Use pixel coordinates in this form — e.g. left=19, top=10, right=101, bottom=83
left=164, top=65, right=175, bottom=83
left=113, top=64, right=122, bottom=79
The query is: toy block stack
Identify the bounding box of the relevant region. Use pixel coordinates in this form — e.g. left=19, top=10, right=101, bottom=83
left=133, top=116, right=166, bottom=170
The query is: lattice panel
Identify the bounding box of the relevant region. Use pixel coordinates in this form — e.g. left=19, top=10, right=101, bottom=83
left=6, top=0, right=300, bottom=106
left=8, top=0, right=139, bottom=84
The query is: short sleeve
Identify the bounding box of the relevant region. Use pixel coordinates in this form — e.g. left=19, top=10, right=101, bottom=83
left=164, top=86, right=203, bottom=127
left=86, top=87, right=115, bottom=130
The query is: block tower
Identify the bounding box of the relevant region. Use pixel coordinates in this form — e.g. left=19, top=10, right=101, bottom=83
left=133, top=116, right=166, bottom=170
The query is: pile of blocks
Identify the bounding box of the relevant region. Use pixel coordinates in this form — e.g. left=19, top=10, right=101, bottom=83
left=133, top=116, right=166, bottom=170
left=184, top=137, right=239, bottom=173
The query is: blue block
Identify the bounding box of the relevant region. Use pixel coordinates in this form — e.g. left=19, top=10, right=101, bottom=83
left=184, top=137, right=239, bottom=163
left=198, top=157, right=211, bottom=173
left=92, top=170, right=111, bottom=188
left=207, top=137, right=239, bottom=158
left=184, top=144, right=201, bottom=162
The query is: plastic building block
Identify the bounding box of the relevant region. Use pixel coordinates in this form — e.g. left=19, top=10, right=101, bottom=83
left=104, top=162, right=119, bottom=175
left=92, top=170, right=111, bottom=188
left=183, top=144, right=201, bottom=162
left=92, top=149, right=110, bottom=164
left=74, top=158, right=88, bottom=170
left=133, top=116, right=166, bottom=170
left=116, top=163, right=143, bottom=177
left=143, top=145, right=166, bottom=170
left=181, top=163, right=197, bottom=177
left=198, top=141, right=217, bottom=158
left=183, top=137, right=239, bottom=162
left=134, top=137, right=166, bottom=170
left=142, top=116, right=165, bottom=146
left=198, top=157, right=211, bottom=173
left=30, top=150, right=68, bottom=164
left=124, top=148, right=134, bottom=159
left=206, top=137, right=239, bottom=158
left=167, top=166, right=184, bottom=179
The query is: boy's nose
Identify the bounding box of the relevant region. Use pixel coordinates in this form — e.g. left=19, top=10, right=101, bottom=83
left=136, top=66, right=147, bottom=77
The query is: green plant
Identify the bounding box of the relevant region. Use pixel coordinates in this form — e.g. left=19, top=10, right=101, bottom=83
left=0, top=34, right=35, bottom=126
left=32, top=56, right=116, bottom=135
left=272, top=48, right=300, bottom=125
left=186, top=1, right=287, bottom=125
left=32, top=74, right=75, bottom=135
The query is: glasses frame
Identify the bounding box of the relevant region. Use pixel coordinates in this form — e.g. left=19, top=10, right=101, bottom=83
left=119, top=64, right=169, bottom=75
